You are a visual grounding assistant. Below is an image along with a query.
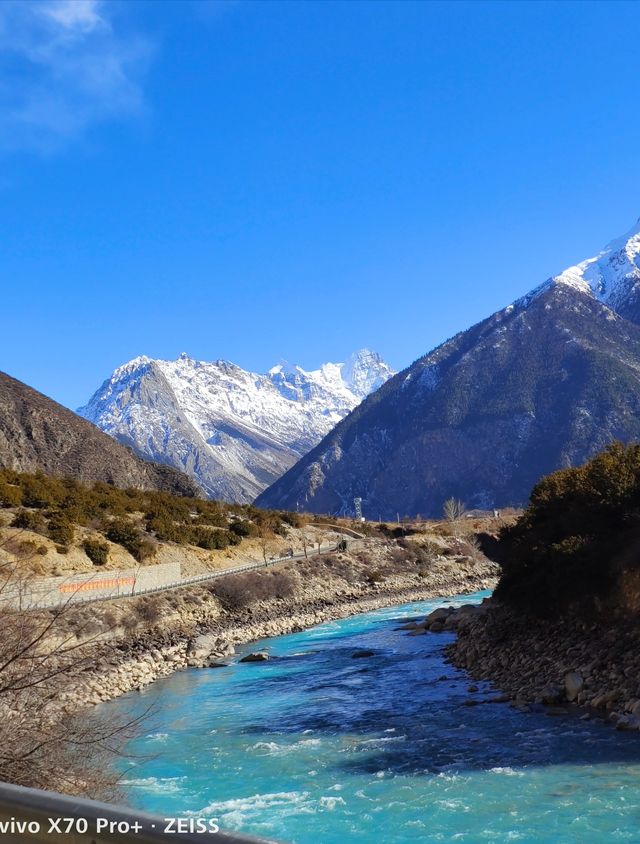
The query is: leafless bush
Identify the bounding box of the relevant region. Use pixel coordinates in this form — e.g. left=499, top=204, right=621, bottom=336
left=386, top=548, right=415, bottom=572
left=269, top=570, right=296, bottom=598
left=441, top=535, right=486, bottom=562
left=328, top=558, right=359, bottom=584
left=212, top=574, right=255, bottom=610
left=455, top=535, right=486, bottom=562
left=0, top=543, right=147, bottom=797
left=386, top=541, right=434, bottom=573
left=134, top=596, right=162, bottom=623
left=212, top=569, right=296, bottom=610
left=120, top=612, right=139, bottom=630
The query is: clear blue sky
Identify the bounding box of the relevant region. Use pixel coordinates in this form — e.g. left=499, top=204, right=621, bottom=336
left=2, top=0, right=640, bottom=409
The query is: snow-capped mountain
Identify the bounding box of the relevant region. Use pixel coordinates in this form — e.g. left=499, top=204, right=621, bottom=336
left=551, top=216, right=640, bottom=319
left=78, top=350, right=394, bottom=503
left=257, top=216, right=640, bottom=518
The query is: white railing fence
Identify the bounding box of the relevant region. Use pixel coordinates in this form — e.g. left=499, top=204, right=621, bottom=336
left=2, top=539, right=364, bottom=611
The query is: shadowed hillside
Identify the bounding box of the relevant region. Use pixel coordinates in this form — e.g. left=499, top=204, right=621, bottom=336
left=0, top=371, right=198, bottom=497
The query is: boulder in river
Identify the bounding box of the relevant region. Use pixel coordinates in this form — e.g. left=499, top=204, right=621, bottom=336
left=240, top=652, right=270, bottom=663
left=351, top=649, right=376, bottom=659
left=187, top=634, right=219, bottom=661
left=539, top=684, right=563, bottom=705
left=564, top=672, right=584, bottom=702
left=423, top=608, right=452, bottom=627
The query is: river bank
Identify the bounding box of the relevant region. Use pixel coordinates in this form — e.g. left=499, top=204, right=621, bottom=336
left=108, top=588, right=640, bottom=844
left=55, top=542, right=498, bottom=714
left=445, top=601, right=640, bottom=731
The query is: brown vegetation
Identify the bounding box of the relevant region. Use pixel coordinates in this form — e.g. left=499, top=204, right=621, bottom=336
left=0, top=540, right=143, bottom=797
left=0, top=469, right=303, bottom=574
left=211, top=569, right=296, bottom=610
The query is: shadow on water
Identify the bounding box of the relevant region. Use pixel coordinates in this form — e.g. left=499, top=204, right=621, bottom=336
left=229, top=614, right=640, bottom=776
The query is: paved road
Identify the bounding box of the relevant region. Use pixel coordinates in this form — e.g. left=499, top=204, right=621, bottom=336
left=16, top=538, right=365, bottom=610
left=133, top=539, right=363, bottom=600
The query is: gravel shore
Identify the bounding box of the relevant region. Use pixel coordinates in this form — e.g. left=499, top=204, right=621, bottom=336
left=56, top=550, right=498, bottom=713
left=446, top=601, right=640, bottom=731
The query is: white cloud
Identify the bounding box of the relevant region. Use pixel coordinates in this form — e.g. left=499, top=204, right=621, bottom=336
left=43, top=0, right=103, bottom=32
left=0, top=0, right=152, bottom=153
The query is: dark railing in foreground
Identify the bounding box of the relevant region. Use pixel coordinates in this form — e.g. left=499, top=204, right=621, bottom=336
left=0, top=781, right=281, bottom=844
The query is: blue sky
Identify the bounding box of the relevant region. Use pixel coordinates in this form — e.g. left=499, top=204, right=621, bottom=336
left=2, top=0, right=640, bottom=409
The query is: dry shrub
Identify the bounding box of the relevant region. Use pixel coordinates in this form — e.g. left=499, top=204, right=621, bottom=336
left=135, top=596, right=162, bottom=623
left=385, top=541, right=433, bottom=572
left=444, top=535, right=485, bottom=561
left=121, top=612, right=139, bottom=630
left=213, top=569, right=295, bottom=610
left=269, top=570, right=296, bottom=598
left=4, top=538, right=40, bottom=560
left=456, top=535, right=486, bottom=561
left=0, top=561, right=146, bottom=798
left=328, top=557, right=359, bottom=584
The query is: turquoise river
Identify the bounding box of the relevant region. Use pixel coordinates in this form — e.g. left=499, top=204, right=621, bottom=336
left=102, top=591, right=640, bottom=842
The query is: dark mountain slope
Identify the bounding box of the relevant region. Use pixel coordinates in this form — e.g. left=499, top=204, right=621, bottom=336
left=0, top=371, right=198, bottom=496
left=256, top=282, right=640, bottom=518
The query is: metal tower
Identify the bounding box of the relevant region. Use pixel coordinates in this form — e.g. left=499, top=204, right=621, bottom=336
left=354, top=497, right=363, bottom=521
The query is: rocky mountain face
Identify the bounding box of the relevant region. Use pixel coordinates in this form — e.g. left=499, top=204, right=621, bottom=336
left=256, top=217, right=640, bottom=518
left=0, top=371, right=198, bottom=496
left=78, top=350, right=394, bottom=503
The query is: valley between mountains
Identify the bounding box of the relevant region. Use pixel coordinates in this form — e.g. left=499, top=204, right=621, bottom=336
left=78, top=349, right=394, bottom=504
left=68, top=215, right=640, bottom=520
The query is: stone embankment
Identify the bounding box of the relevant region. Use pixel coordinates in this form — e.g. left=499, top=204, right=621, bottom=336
left=436, top=601, right=640, bottom=731
left=56, top=553, right=498, bottom=713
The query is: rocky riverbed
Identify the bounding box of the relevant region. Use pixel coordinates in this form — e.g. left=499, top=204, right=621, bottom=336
left=432, top=600, right=640, bottom=731
left=54, top=545, right=499, bottom=714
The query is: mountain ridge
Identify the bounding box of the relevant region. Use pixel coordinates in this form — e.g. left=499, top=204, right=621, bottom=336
left=0, top=370, right=199, bottom=496
left=79, top=349, right=394, bottom=503
left=256, top=217, right=640, bottom=518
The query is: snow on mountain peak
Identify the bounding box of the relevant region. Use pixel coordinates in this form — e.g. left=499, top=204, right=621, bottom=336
left=79, top=349, right=394, bottom=503
left=341, top=348, right=394, bottom=398
left=268, top=360, right=299, bottom=379
left=112, top=354, right=151, bottom=377
left=510, top=216, right=640, bottom=317
left=551, top=216, right=640, bottom=307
